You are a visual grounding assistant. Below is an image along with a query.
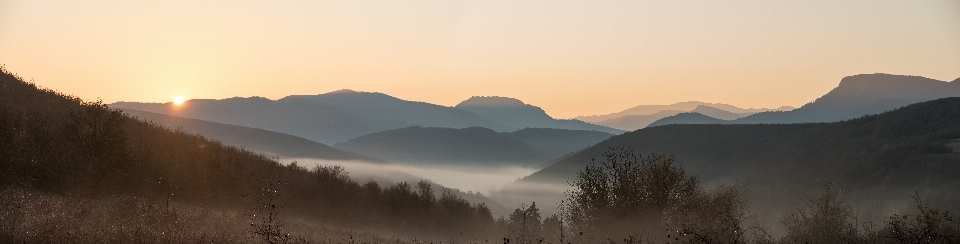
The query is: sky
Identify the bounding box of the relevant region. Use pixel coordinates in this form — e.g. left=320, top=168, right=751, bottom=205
left=1, top=0, right=958, bottom=119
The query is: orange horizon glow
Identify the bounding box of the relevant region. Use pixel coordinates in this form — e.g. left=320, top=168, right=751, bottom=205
left=1, top=0, right=958, bottom=118
left=172, top=96, right=186, bottom=106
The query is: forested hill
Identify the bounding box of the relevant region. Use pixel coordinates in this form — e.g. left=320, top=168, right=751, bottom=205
left=525, top=97, right=960, bottom=190
left=121, top=109, right=381, bottom=162
left=0, top=67, right=496, bottom=238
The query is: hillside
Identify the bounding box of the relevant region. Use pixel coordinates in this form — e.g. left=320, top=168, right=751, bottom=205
left=525, top=98, right=960, bottom=190
left=504, top=128, right=614, bottom=159
left=334, top=126, right=551, bottom=167
left=121, top=109, right=380, bottom=162
left=454, top=96, right=623, bottom=134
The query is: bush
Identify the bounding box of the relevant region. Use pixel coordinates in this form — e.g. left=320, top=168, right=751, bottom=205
left=880, top=193, right=960, bottom=244
left=780, top=184, right=864, bottom=243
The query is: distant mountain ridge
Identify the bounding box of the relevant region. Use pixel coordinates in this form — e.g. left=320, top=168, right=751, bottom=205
left=280, top=90, right=515, bottom=132
left=121, top=109, right=380, bottom=162
left=576, top=101, right=791, bottom=123
left=111, top=92, right=622, bottom=145
left=579, top=102, right=791, bottom=131
left=733, top=74, right=960, bottom=124
left=455, top=96, right=623, bottom=134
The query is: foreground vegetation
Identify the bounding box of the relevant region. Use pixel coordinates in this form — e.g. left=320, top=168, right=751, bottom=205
left=500, top=148, right=960, bottom=243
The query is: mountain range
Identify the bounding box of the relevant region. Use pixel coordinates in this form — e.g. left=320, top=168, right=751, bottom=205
left=732, top=74, right=960, bottom=124
left=111, top=91, right=622, bottom=145
left=582, top=73, right=960, bottom=130
left=524, top=97, right=960, bottom=190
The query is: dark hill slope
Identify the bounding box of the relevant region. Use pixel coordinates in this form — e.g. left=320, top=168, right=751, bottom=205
left=334, top=126, right=551, bottom=167
left=504, top=128, right=614, bottom=159
left=121, top=109, right=380, bottom=161
left=526, top=98, right=960, bottom=190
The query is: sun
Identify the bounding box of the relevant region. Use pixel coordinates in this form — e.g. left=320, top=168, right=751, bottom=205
left=173, top=96, right=186, bottom=105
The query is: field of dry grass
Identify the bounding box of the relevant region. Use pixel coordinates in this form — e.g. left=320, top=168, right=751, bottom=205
left=0, top=188, right=495, bottom=244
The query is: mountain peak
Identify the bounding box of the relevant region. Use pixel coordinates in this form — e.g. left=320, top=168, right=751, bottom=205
left=810, top=73, right=947, bottom=110
left=456, top=96, right=529, bottom=107
left=326, top=89, right=359, bottom=94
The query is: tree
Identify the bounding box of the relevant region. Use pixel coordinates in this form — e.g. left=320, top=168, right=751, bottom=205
left=562, top=147, right=745, bottom=242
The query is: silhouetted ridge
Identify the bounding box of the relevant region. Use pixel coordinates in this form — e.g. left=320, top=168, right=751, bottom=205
left=456, top=96, right=530, bottom=107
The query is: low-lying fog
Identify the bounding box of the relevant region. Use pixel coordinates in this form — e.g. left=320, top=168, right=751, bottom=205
left=286, top=159, right=539, bottom=194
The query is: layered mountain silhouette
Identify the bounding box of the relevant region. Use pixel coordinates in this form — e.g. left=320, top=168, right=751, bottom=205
left=121, top=109, right=380, bottom=162
left=111, top=91, right=621, bottom=145
left=112, top=96, right=403, bottom=144
left=454, top=96, right=623, bottom=134
left=333, top=127, right=613, bottom=167
left=578, top=102, right=790, bottom=131
left=524, top=98, right=960, bottom=189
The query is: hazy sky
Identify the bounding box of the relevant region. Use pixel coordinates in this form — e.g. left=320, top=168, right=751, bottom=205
left=2, top=0, right=958, bottom=118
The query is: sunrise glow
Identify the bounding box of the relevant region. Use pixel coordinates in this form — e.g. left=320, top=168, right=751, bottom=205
left=173, top=96, right=185, bottom=105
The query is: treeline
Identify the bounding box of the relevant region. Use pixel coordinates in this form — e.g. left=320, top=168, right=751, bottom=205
left=0, top=66, right=494, bottom=240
